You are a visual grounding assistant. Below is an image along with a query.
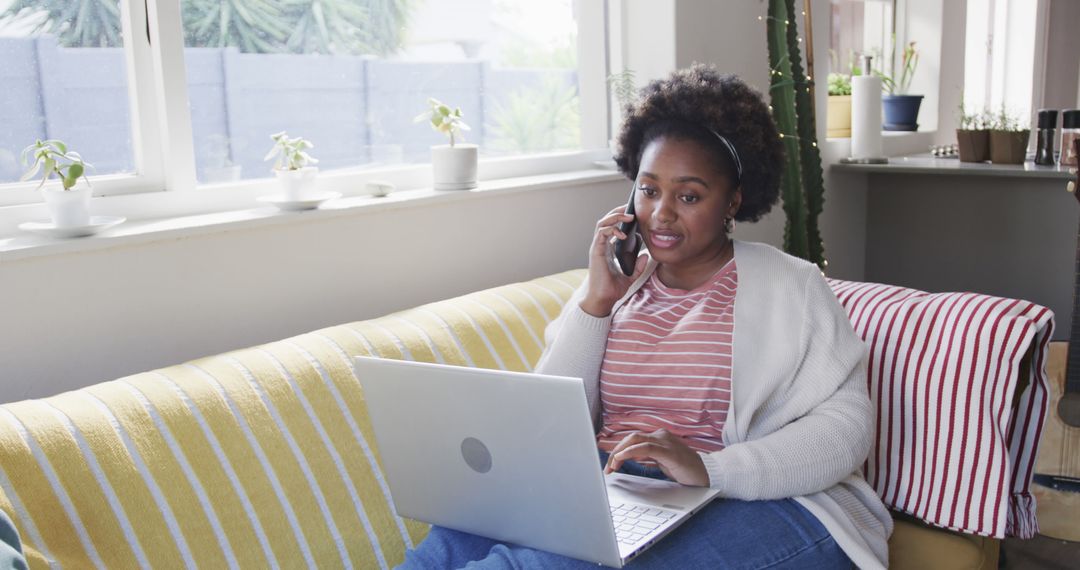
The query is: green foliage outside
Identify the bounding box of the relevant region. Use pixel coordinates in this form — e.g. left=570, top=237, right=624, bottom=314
left=487, top=77, right=580, bottom=154
left=0, top=0, right=121, bottom=48
left=492, top=0, right=576, bottom=70
left=499, top=32, right=576, bottom=69
left=0, top=0, right=414, bottom=55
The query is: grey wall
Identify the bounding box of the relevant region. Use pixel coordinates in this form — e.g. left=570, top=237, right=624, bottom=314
left=1043, top=0, right=1080, bottom=112
left=864, top=174, right=1076, bottom=340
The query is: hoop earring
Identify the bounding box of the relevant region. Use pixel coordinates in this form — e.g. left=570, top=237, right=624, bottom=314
left=723, top=216, right=735, bottom=234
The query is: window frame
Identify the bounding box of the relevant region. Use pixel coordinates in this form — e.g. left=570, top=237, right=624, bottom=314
left=0, top=0, right=609, bottom=212
left=962, top=0, right=1049, bottom=122
left=0, top=0, right=168, bottom=207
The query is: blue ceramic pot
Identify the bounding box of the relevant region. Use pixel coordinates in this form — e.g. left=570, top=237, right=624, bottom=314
left=882, top=94, right=923, bottom=131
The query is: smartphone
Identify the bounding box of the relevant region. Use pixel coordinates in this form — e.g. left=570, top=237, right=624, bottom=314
left=612, top=185, right=641, bottom=276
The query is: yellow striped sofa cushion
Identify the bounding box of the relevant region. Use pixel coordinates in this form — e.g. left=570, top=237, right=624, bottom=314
left=0, top=270, right=585, bottom=569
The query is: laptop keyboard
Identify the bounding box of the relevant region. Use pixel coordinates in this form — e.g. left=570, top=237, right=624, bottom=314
left=609, top=503, right=678, bottom=546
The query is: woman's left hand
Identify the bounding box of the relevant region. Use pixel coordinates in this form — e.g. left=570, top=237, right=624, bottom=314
left=604, top=429, right=711, bottom=487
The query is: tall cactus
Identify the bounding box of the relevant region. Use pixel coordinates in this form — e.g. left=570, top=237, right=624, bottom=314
left=766, top=0, right=827, bottom=270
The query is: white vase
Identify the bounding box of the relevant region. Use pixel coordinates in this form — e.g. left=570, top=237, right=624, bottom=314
left=41, top=183, right=92, bottom=228
left=431, top=144, right=478, bottom=190
left=275, top=166, right=319, bottom=201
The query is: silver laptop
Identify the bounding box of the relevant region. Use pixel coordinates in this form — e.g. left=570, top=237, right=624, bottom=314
left=354, top=356, right=720, bottom=568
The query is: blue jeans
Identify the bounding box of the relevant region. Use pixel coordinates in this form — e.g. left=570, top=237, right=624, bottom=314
left=398, top=451, right=851, bottom=569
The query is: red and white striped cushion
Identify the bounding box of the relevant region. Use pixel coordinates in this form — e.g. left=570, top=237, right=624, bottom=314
left=828, top=279, right=1053, bottom=539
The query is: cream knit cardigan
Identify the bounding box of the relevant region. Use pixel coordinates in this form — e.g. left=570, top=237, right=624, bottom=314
left=535, top=240, right=892, bottom=569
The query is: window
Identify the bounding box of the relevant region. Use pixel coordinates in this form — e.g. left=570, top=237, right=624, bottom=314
left=0, top=0, right=139, bottom=190
left=829, top=0, right=895, bottom=77
left=0, top=0, right=600, bottom=204
left=962, top=0, right=1039, bottom=122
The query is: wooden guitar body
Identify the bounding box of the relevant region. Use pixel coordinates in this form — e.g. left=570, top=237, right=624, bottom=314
left=1032, top=140, right=1080, bottom=541
left=1032, top=343, right=1080, bottom=541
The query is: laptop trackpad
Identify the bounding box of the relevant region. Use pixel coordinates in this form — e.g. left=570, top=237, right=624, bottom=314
left=605, top=472, right=719, bottom=513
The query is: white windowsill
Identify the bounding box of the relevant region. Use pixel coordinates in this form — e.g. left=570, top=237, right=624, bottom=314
left=0, top=168, right=625, bottom=263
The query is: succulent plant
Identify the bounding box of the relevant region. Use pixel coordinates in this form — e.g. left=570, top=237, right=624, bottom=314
left=19, top=139, right=92, bottom=191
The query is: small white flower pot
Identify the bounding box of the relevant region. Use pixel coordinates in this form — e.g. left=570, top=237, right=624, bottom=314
left=41, top=184, right=92, bottom=228
left=275, top=166, right=319, bottom=201
left=431, top=144, right=478, bottom=190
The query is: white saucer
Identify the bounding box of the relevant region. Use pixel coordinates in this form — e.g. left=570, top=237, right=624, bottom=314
left=258, top=191, right=341, bottom=211
left=18, top=215, right=126, bottom=238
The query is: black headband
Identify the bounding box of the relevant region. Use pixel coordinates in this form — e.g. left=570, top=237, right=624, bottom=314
left=707, top=129, right=743, bottom=185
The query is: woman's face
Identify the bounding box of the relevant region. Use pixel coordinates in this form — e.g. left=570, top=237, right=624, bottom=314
left=634, top=136, right=741, bottom=275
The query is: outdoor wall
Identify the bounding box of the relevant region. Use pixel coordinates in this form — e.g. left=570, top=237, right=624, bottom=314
left=0, top=37, right=576, bottom=184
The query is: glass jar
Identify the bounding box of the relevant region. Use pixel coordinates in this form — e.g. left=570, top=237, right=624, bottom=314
left=1062, top=110, right=1080, bottom=166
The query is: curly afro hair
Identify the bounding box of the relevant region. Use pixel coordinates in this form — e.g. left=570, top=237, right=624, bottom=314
left=613, top=64, right=783, bottom=223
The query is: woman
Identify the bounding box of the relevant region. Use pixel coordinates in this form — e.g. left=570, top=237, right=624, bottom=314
left=401, top=65, right=891, bottom=569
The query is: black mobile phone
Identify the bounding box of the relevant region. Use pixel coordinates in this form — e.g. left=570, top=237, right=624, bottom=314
left=612, top=185, right=641, bottom=276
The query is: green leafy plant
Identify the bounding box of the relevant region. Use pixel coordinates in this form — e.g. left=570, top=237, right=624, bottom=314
left=827, top=73, right=851, bottom=96
left=607, top=69, right=637, bottom=111
left=2, top=0, right=415, bottom=55
left=767, top=0, right=826, bottom=269
left=880, top=38, right=918, bottom=95
left=415, top=98, right=471, bottom=147
left=19, top=139, right=92, bottom=190
left=264, top=131, right=318, bottom=170
left=183, top=0, right=292, bottom=53
left=0, top=0, right=120, bottom=47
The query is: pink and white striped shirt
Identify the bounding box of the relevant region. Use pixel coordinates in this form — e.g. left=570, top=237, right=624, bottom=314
left=597, top=260, right=737, bottom=454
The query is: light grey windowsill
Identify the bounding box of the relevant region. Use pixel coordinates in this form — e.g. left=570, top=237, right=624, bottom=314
left=0, top=169, right=624, bottom=263
left=830, top=154, right=1074, bottom=180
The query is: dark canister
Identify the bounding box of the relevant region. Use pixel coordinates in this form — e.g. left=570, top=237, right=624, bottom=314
left=1035, top=109, right=1058, bottom=165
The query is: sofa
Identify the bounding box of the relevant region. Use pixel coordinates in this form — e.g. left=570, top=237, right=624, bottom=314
left=0, top=269, right=1053, bottom=569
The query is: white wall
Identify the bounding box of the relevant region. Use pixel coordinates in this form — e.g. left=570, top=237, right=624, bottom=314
left=0, top=180, right=628, bottom=401
left=671, top=0, right=789, bottom=252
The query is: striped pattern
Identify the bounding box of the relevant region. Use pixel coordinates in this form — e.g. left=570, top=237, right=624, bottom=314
left=0, top=270, right=584, bottom=569
left=828, top=279, right=1053, bottom=539
left=597, top=261, right=736, bottom=454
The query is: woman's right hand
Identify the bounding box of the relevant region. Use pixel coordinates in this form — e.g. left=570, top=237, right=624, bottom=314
left=579, top=206, right=649, bottom=317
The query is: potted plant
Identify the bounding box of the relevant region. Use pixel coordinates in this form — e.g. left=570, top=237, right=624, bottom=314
left=415, top=98, right=476, bottom=191
left=988, top=106, right=1031, bottom=165
left=956, top=100, right=990, bottom=163
left=264, top=131, right=318, bottom=200
left=20, top=139, right=93, bottom=227
left=826, top=72, right=852, bottom=138
left=880, top=40, right=922, bottom=131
